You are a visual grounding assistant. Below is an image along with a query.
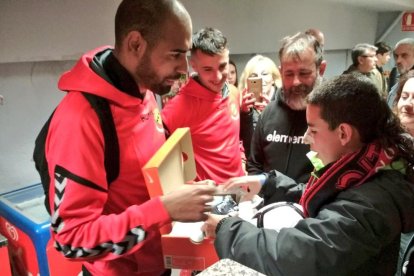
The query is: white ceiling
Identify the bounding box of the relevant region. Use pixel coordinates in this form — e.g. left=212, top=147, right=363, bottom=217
left=322, top=0, right=414, bottom=12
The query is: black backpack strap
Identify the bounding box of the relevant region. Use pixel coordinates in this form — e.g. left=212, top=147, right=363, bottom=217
left=82, top=93, right=119, bottom=185
left=163, top=121, right=171, bottom=139
left=33, top=109, right=56, bottom=214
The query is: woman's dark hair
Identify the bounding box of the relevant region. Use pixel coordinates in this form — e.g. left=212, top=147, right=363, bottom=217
left=229, top=59, right=238, bottom=87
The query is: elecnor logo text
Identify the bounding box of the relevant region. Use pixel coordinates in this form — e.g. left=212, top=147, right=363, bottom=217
left=266, top=130, right=305, bottom=144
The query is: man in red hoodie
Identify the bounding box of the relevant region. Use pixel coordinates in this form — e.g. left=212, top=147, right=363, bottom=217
left=45, top=1, right=217, bottom=275
left=162, top=27, right=247, bottom=184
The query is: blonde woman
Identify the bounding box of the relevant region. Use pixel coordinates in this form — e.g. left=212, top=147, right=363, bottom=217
left=239, top=55, right=282, bottom=156
left=239, top=55, right=282, bottom=109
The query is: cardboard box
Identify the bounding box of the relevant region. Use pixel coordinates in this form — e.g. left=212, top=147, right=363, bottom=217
left=142, top=127, right=219, bottom=270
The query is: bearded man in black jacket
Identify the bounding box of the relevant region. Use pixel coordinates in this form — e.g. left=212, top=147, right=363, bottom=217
left=247, top=32, right=326, bottom=205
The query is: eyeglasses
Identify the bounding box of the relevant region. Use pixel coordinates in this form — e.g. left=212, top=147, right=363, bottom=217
left=361, top=55, right=376, bottom=58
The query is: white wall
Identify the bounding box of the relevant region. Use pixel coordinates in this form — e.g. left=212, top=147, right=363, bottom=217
left=182, top=0, right=378, bottom=53
left=0, top=0, right=120, bottom=63
left=0, top=0, right=378, bottom=63
left=0, top=61, right=74, bottom=193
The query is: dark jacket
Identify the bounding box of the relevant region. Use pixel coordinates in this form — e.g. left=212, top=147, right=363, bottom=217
left=215, top=170, right=414, bottom=276
left=240, top=88, right=277, bottom=158
left=247, top=89, right=312, bottom=204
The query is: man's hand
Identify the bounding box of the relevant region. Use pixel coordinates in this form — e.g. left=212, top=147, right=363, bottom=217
left=161, top=184, right=217, bottom=222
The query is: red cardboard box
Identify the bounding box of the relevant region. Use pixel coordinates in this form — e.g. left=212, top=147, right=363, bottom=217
left=142, top=127, right=219, bottom=270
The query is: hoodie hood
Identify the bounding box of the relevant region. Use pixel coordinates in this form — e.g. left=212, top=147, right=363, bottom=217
left=179, top=76, right=226, bottom=101
left=58, top=46, right=142, bottom=107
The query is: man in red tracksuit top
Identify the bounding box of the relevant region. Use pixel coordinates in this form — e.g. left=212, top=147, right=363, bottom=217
left=45, top=1, right=217, bottom=275
left=162, top=27, right=246, bottom=185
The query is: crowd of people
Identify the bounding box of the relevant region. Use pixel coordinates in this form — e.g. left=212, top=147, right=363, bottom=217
left=40, top=0, right=414, bottom=275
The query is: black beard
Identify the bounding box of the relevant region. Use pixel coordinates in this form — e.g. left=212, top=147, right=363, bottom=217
left=149, top=82, right=174, bottom=96
left=135, top=49, right=180, bottom=96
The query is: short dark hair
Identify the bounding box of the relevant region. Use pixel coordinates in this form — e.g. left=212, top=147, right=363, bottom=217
left=191, top=27, right=228, bottom=56
left=374, top=42, right=391, bottom=55
left=278, top=32, right=323, bottom=68
left=307, top=74, right=414, bottom=175
left=114, top=0, right=178, bottom=48
left=308, top=74, right=392, bottom=141
left=351, top=43, right=377, bottom=66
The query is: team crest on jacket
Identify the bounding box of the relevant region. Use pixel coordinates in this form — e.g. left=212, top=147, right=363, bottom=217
left=230, top=102, right=239, bottom=120
left=153, top=108, right=164, bottom=133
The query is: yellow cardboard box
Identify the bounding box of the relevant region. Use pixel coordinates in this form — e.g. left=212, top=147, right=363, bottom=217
left=142, top=128, right=218, bottom=270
